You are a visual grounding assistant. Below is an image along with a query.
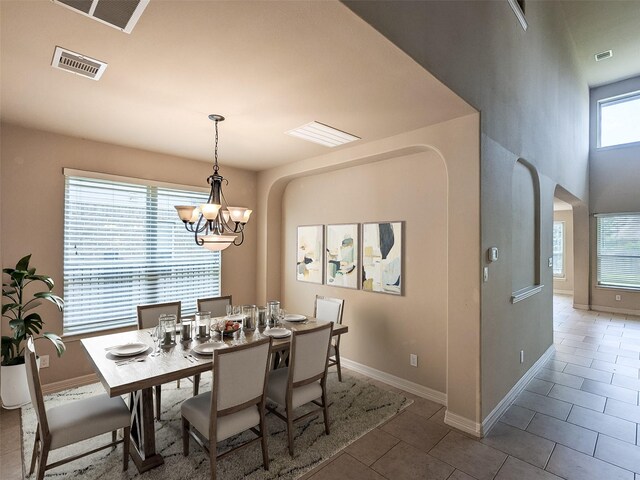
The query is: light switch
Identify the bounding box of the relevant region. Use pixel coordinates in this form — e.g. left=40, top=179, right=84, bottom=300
left=488, top=247, right=499, bottom=262
left=483, top=267, right=489, bottom=282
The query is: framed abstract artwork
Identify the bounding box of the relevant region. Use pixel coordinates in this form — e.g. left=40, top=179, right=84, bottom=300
left=325, top=223, right=359, bottom=289
left=361, top=221, right=403, bottom=295
left=296, top=225, right=324, bottom=284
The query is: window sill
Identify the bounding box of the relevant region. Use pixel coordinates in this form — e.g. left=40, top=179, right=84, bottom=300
left=553, top=276, right=566, bottom=280
left=511, top=285, right=544, bottom=304
left=595, top=285, right=640, bottom=293
left=62, top=323, right=137, bottom=342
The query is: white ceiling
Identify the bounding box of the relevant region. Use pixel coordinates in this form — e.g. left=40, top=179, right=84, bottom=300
left=0, top=1, right=474, bottom=171
left=560, top=1, right=640, bottom=87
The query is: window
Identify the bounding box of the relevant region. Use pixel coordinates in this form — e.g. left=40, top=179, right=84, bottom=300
left=597, top=214, right=640, bottom=289
left=598, top=92, right=640, bottom=148
left=63, top=171, right=220, bottom=334
left=553, top=221, right=564, bottom=277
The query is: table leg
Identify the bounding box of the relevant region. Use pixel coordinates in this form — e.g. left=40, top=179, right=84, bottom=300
left=129, top=388, right=164, bottom=472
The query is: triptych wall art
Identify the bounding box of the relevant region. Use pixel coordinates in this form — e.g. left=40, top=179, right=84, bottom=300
left=296, top=221, right=403, bottom=295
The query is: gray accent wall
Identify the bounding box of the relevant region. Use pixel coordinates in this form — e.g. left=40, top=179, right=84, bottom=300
left=344, top=1, right=590, bottom=421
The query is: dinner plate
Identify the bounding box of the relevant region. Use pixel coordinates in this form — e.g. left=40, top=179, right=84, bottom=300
left=110, top=342, right=149, bottom=357
left=192, top=342, right=228, bottom=355
left=264, top=328, right=291, bottom=339
left=284, top=314, right=306, bottom=322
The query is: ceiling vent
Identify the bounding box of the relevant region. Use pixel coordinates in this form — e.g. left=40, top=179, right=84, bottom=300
left=595, top=50, right=613, bottom=62
left=53, top=0, right=150, bottom=34
left=51, top=46, right=108, bottom=80
left=286, top=121, right=360, bottom=148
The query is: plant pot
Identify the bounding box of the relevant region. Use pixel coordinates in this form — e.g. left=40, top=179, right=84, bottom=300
left=1, top=360, right=38, bottom=409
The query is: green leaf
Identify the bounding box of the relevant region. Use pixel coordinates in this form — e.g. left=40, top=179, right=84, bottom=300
left=2, top=268, right=15, bottom=275
left=11, top=270, right=27, bottom=285
left=25, top=274, right=54, bottom=289
left=34, top=292, right=64, bottom=310
left=2, top=303, right=19, bottom=315
left=22, top=300, right=42, bottom=312
left=15, top=254, right=31, bottom=271
left=42, top=333, right=66, bottom=357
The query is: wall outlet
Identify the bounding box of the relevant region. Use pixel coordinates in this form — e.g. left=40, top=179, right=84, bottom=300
left=40, top=355, right=50, bottom=368
left=409, top=354, right=418, bottom=367
left=615, top=295, right=621, bottom=301
left=519, top=350, right=524, bottom=364
left=548, top=257, right=553, bottom=268
left=483, top=267, right=489, bottom=282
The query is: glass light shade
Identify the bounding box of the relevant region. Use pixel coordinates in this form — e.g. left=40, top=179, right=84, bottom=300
left=200, top=203, right=221, bottom=220
left=189, top=208, right=200, bottom=223
left=175, top=205, right=197, bottom=222
left=242, top=209, right=252, bottom=223
left=227, top=207, right=249, bottom=223
left=201, top=234, right=236, bottom=251
left=222, top=210, right=230, bottom=223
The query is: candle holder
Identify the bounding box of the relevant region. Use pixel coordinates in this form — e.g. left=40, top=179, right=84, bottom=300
left=195, top=311, right=211, bottom=339
left=181, top=317, right=194, bottom=341
left=159, top=314, right=177, bottom=346
left=267, top=300, right=280, bottom=328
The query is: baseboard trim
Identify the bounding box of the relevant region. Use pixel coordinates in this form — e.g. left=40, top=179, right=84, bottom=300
left=553, top=289, right=573, bottom=295
left=340, top=357, right=447, bottom=405
left=591, top=304, right=640, bottom=316
left=573, top=303, right=589, bottom=311
left=445, top=411, right=482, bottom=437
left=42, top=373, right=98, bottom=395
left=480, top=344, right=555, bottom=436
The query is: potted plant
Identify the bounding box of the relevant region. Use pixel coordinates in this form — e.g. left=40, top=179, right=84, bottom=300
left=1, top=254, right=65, bottom=408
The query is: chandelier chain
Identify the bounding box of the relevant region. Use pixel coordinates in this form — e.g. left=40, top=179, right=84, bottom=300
left=213, top=118, right=220, bottom=175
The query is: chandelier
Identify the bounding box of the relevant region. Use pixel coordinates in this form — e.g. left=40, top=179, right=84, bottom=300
left=174, top=114, right=251, bottom=251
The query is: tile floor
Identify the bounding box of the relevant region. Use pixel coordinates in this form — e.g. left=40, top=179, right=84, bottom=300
left=303, top=295, right=640, bottom=480
left=3, top=295, right=640, bottom=480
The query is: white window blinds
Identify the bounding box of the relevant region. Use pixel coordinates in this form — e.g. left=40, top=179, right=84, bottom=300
left=63, top=173, right=220, bottom=334
left=552, top=221, right=564, bottom=277
left=597, top=214, right=640, bottom=289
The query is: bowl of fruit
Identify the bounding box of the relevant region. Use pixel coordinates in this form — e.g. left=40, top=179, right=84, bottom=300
left=223, top=320, right=241, bottom=336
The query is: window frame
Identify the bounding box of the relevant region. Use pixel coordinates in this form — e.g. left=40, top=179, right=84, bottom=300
left=62, top=169, right=220, bottom=335
left=597, top=90, right=640, bottom=150
left=552, top=220, right=565, bottom=279
left=596, top=213, right=640, bottom=291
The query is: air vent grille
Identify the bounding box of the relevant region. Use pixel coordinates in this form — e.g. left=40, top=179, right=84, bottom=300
left=53, top=0, right=149, bottom=34
left=51, top=47, right=107, bottom=80
left=595, top=50, right=613, bottom=62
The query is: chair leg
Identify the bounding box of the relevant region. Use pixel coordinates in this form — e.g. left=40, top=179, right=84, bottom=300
left=322, top=386, right=330, bottom=435
left=259, top=406, right=269, bottom=470
left=182, top=417, right=190, bottom=456
left=112, top=430, right=117, bottom=444
left=335, top=349, right=342, bottom=382
left=155, top=384, right=162, bottom=420
left=36, top=439, right=50, bottom=480
left=285, top=405, right=295, bottom=456
left=177, top=378, right=181, bottom=388
left=29, top=427, right=40, bottom=476
left=193, top=373, right=201, bottom=396
left=209, top=438, right=217, bottom=480
left=122, top=426, right=130, bottom=471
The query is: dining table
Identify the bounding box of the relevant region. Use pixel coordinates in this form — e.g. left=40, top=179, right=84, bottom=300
left=81, top=316, right=348, bottom=473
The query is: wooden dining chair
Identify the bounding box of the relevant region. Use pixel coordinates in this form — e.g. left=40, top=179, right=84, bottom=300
left=137, top=301, right=198, bottom=419
left=266, top=322, right=333, bottom=456
left=181, top=336, right=272, bottom=480
left=25, top=337, right=130, bottom=480
left=314, top=295, right=345, bottom=381
left=197, top=295, right=232, bottom=318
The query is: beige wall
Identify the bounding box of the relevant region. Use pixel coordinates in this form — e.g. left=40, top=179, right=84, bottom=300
left=257, top=113, right=481, bottom=425
left=553, top=209, right=574, bottom=294
left=0, top=123, right=257, bottom=384
left=282, top=152, right=447, bottom=392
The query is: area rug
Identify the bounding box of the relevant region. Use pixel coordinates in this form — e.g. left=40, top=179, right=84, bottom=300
left=22, top=371, right=411, bottom=479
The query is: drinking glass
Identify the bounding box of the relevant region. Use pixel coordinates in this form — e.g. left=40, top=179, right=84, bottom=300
left=226, top=304, right=233, bottom=317
left=277, top=308, right=286, bottom=327
left=151, top=325, right=163, bottom=356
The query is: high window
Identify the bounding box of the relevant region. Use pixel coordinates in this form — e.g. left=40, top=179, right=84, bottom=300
left=553, top=221, right=565, bottom=278
left=596, top=214, right=640, bottom=289
left=63, top=170, right=220, bottom=334
left=598, top=92, right=640, bottom=148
